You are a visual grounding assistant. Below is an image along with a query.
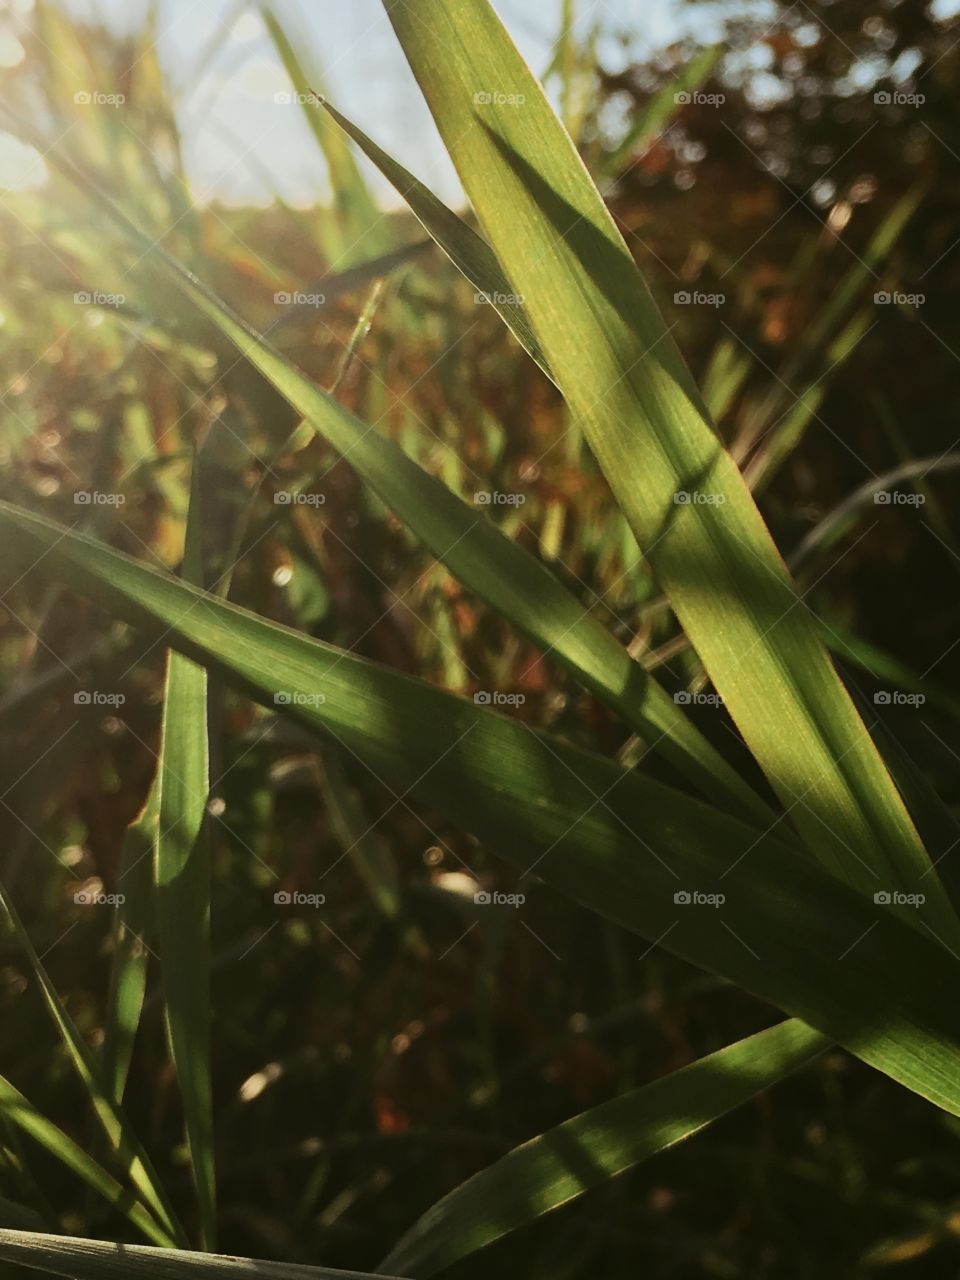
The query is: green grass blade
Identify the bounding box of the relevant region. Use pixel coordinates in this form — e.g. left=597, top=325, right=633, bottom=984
left=259, top=5, right=387, bottom=264
left=31, top=148, right=771, bottom=826
left=154, top=460, right=216, bottom=1248
left=0, top=882, right=185, bottom=1245
left=318, top=100, right=552, bottom=379
left=382, top=1018, right=826, bottom=1275
left=0, top=1079, right=173, bottom=1248
left=103, top=778, right=159, bottom=1104
left=0, top=1230, right=406, bottom=1280
left=380, top=0, right=958, bottom=941
left=3, top=504, right=960, bottom=1118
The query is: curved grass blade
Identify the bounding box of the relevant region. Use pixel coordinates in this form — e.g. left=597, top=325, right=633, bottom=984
left=0, top=882, right=185, bottom=1245
left=0, top=1078, right=173, bottom=1247
left=381, top=1018, right=826, bottom=1275
left=3, top=504, right=960, bottom=1117
left=788, top=453, right=960, bottom=572
left=28, top=145, right=771, bottom=827
left=0, top=1230, right=407, bottom=1280
left=379, top=0, right=959, bottom=942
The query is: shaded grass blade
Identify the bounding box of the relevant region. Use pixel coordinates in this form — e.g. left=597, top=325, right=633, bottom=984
left=0, top=1079, right=173, bottom=1247
left=0, top=881, right=184, bottom=1245
left=103, top=779, right=159, bottom=1104
left=154, top=460, right=216, bottom=1247
left=3, top=503, right=960, bottom=1117
left=0, top=1230, right=407, bottom=1280
left=382, top=1018, right=826, bottom=1275
left=29, top=146, right=771, bottom=826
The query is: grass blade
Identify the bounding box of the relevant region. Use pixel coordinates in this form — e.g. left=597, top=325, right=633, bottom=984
left=27, top=145, right=772, bottom=826
left=380, top=0, right=958, bottom=939
left=2, top=503, right=960, bottom=1118
left=103, top=778, right=159, bottom=1104
left=154, top=459, right=216, bottom=1247
left=0, top=882, right=185, bottom=1245
left=0, top=1078, right=173, bottom=1247
left=319, top=99, right=551, bottom=379
left=382, top=1018, right=826, bottom=1275
left=259, top=5, right=386, bottom=265
left=0, top=1229, right=407, bottom=1280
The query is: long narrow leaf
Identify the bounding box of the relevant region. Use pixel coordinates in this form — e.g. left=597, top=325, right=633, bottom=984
left=29, top=143, right=772, bottom=827
left=0, top=1229, right=406, bottom=1280
left=103, top=779, right=159, bottom=1104
left=380, top=0, right=958, bottom=942
left=0, top=1078, right=172, bottom=1247
left=2, top=504, right=960, bottom=1119
left=319, top=99, right=551, bottom=378
left=382, top=1018, right=826, bottom=1275
left=155, top=463, right=216, bottom=1248
left=0, top=882, right=184, bottom=1245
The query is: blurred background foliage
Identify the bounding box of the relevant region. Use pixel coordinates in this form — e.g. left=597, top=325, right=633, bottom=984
left=0, top=0, right=958, bottom=1275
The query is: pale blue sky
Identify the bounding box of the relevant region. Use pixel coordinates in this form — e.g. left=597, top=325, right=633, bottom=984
left=50, top=0, right=729, bottom=204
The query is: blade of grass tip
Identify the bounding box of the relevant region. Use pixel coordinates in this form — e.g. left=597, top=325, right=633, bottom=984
left=0, top=1230, right=409, bottom=1280
left=601, top=46, right=722, bottom=179
left=155, top=455, right=216, bottom=1248
left=29, top=139, right=775, bottom=828
left=381, top=1018, right=826, bottom=1276
left=318, top=100, right=552, bottom=380
left=103, top=776, right=160, bottom=1104
left=0, top=882, right=185, bottom=1245
left=4, top=506, right=960, bottom=1117
left=258, top=4, right=387, bottom=264
left=380, top=0, right=960, bottom=944
left=0, top=1077, right=174, bottom=1247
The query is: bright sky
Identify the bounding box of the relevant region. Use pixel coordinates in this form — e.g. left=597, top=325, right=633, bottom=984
left=38, top=0, right=724, bottom=205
